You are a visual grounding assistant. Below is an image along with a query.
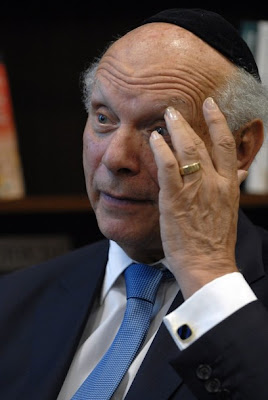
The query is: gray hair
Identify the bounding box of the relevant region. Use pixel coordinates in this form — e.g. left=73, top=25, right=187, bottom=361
left=81, top=58, right=268, bottom=134
left=81, top=58, right=100, bottom=113
left=214, top=68, right=268, bottom=132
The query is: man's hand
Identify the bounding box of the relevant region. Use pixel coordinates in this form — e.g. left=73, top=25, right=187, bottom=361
left=150, top=97, right=248, bottom=299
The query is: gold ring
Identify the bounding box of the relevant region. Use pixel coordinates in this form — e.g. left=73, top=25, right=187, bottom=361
left=179, top=161, right=201, bottom=176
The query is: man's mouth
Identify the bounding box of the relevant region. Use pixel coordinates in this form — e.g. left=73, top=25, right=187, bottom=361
left=101, top=191, right=146, bottom=202
left=99, top=191, right=152, bottom=208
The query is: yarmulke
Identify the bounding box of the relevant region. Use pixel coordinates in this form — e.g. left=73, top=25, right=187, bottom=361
left=141, top=8, right=260, bottom=81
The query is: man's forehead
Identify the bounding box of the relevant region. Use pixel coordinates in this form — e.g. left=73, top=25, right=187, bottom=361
left=92, top=77, right=187, bottom=110
left=95, top=26, right=228, bottom=95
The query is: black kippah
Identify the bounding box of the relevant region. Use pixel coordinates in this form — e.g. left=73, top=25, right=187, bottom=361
left=141, top=8, right=260, bottom=81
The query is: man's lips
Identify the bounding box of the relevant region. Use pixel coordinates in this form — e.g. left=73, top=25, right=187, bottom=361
left=100, top=191, right=151, bottom=205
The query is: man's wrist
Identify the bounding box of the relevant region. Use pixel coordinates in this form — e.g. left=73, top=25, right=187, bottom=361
left=172, top=259, right=238, bottom=299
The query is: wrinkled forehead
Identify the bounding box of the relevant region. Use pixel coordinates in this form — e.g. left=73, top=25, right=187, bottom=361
left=92, top=73, right=188, bottom=111
left=94, top=25, right=232, bottom=104
left=89, top=23, right=234, bottom=124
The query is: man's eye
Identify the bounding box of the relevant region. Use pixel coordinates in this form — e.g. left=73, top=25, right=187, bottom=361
left=155, top=126, right=169, bottom=136
left=97, top=114, right=108, bottom=124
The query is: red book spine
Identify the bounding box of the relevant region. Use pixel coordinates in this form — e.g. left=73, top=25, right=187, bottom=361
left=0, top=61, right=25, bottom=199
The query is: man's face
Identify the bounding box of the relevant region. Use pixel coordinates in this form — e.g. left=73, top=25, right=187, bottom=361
left=83, top=80, right=172, bottom=257
left=82, top=24, right=232, bottom=259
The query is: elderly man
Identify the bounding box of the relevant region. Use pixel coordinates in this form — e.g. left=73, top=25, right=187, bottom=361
left=1, top=8, right=268, bottom=400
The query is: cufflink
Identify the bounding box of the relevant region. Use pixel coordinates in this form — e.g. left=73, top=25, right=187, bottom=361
left=177, top=324, right=192, bottom=340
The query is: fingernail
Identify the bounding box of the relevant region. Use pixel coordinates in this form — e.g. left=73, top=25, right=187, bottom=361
left=151, top=131, right=161, bottom=140
left=204, top=97, right=217, bottom=110
left=166, top=106, right=179, bottom=120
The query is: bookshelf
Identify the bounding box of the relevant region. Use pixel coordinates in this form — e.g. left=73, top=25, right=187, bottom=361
left=0, top=195, right=92, bottom=213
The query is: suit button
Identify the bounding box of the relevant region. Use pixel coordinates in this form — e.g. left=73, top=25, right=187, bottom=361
left=196, top=364, right=212, bottom=380
left=205, top=378, right=221, bottom=393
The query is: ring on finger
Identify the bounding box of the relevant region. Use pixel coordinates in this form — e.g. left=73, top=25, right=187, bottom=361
left=179, top=161, right=201, bottom=176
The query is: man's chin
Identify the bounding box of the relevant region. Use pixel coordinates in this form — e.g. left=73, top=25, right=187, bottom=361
left=97, top=218, right=163, bottom=259
left=98, top=222, right=143, bottom=246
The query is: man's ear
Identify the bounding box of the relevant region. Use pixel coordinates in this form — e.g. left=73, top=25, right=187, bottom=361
left=236, top=119, right=264, bottom=170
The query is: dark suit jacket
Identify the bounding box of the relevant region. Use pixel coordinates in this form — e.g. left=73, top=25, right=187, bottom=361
left=1, top=209, right=268, bottom=400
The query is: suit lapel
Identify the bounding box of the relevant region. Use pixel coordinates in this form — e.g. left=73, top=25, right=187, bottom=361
left=29, top=240, right=110, bottom=398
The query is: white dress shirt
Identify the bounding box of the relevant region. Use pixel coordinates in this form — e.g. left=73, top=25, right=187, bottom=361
left=57, top=240, right=257, bottom=399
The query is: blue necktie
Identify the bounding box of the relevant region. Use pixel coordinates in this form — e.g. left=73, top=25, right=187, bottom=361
left=71, top=262, right=165, bottom=400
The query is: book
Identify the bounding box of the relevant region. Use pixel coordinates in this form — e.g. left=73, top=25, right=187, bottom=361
left=0, top=56, right=26, bottom=200
left=240, top=20, right=268, bottom=194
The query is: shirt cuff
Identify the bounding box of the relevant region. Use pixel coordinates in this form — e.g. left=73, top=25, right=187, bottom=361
left=164, top=272, right=257, bottom=350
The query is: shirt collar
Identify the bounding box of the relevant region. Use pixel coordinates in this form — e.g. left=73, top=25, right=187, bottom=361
left=101, top=240, right=169, bottom=303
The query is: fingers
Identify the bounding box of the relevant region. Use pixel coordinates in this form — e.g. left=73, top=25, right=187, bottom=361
left=162, top=107, right=207, bottom=182
left=150, top=107, right=204, bottom=192
left=203, top=97, right=237, bottom=179
left=164, top=107, right=201, bottom=167
left=150, top=130, right=183, bottom=194
left=150, top=97, right=239, bottom=186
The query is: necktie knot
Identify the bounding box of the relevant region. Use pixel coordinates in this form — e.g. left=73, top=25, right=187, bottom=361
left=124, top=262, right=164, bottom=303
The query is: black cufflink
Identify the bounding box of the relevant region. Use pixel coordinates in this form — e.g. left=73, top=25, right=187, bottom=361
left=177, top=324, right=192, bottom=340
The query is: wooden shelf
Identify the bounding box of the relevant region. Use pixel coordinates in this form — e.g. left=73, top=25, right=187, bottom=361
left=0, top=195, right=92, bottom=213
left=240, top=193, right=268, bottom=207
left=0, top=193, right=267, bottom=214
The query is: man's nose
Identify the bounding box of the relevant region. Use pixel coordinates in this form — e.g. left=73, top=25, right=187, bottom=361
left=101, top=127, right=141, bottom=175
